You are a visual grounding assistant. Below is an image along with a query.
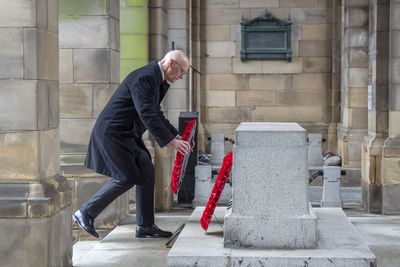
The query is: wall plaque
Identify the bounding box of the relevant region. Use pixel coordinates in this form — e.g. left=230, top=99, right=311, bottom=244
left=241, top=10, right=292, bottom=62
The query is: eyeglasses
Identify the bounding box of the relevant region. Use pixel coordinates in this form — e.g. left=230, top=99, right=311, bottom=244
left=173, top=60, right=187, bottom=76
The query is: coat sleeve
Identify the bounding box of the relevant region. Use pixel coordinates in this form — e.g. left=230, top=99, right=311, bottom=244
left=157, top=105, right=179, bottom=137
left=131, top=76, right=176, bottom=148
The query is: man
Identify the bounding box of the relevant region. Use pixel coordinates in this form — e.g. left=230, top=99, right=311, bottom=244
left=72, top=50, right=191, bottom=238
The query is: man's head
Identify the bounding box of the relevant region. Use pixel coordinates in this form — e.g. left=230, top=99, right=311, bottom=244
left=160, top=50, right=190, bottom=83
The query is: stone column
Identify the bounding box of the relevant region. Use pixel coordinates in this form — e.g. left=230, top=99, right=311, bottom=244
left=328, top=0, right=342, bottom=153
left=380, top=0, right=400, bottom=214
left=338, top=0, right=369, bottom=169
left=150, top=0, right=192, bottom=210
left=119, top=0, right=149, bottom=216
left=361, top=0, right=389, bottom=213
left=190, top=0, right=205, bottom=153
left=0, top=1, right=72, bottom=266
left=59, top=0, right=126, bottom=237
left=224, top=123, right=316, bottom=249
left=165, top=1, right=189, bottom=137
left=149, top=0, right=173, bottom=211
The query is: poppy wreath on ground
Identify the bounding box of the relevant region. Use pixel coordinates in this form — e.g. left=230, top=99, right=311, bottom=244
left=200, top=151, right=233, bottom=231
left=170, top=119, right=197, bottom=195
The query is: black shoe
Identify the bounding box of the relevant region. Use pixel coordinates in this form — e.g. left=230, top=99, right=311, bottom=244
left=136, top=224, right=173, bottom=238
left=72, top=210, right=99, bottom=238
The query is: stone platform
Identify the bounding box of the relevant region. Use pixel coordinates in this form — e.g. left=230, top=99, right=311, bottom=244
left=167, top=207, right=376, bottom=267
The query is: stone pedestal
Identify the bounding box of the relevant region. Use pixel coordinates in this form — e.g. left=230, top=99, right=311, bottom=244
left=308, top=133, right=323, bottom=166
left=192, top=165, right=232, bottom=207
left=211, top=133, right=225, bottom=166
left=224, top=122, right=316, bottom=249
left=321, top=166, right=343, bottom=207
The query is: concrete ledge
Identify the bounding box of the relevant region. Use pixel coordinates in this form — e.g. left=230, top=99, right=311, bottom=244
left=0, top=175, right=71, bottom=218
left=167, top=207, right=376, bottom=267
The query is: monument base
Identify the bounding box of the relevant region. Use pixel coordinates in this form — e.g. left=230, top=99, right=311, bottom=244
left=167, top=207, right=376, bottom=267
left=224, top=203, right=316, bottom=248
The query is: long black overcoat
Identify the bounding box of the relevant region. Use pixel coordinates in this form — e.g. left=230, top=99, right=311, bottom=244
left=85, top=61, right=178, bottom=185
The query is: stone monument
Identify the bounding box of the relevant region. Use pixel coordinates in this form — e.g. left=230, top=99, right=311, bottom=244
left=167, top=122, right=376, bottom=266
left=224, top=123, right=316, bottom=248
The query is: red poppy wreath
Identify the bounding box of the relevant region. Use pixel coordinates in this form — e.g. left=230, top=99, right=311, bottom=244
left=200, top=151, right=233, bottom=231
left=170, top=119, right=197, bottom=196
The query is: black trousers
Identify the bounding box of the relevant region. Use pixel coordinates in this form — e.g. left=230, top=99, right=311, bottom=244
left=80, top=165, right=155, bottom=226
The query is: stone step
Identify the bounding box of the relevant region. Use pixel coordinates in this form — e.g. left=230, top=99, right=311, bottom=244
left=73, top=213, right=189, bottom=267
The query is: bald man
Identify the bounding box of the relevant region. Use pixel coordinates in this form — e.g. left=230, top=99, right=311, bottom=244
left=73, top=50, right=191, bottom=238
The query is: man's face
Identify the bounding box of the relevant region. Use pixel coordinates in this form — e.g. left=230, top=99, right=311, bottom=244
left=168, top=59, right=188, bottom=83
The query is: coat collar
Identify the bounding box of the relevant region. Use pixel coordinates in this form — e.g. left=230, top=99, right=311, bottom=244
left=151, top=60, right=164, bottom=87
left=150, top=61, right=170, bottom=102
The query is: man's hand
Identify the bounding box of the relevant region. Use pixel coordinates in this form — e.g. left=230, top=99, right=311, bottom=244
left=167, top=136, right=191, bottom=156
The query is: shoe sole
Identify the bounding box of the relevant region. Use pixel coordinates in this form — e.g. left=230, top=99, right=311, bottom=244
left=135, top=233, right=172, bottom=238
left=72, top=214, right=99, bottom=238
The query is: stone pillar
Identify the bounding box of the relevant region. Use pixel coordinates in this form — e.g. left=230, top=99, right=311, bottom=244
left=119, top=0, right=149, bottom=214
left=59, top=0, right=126, bottom=237
left=165, top=0, right=189, bottom=136
left=338, top=0, right=369, bottom=169
left=328, top=0, right=342, bottom=153
left=150, top=0, right=191, bottom=210
left=361, top=0, right=389, bottom=213
left=149, top=0, right=172, bottom=211
left=190, top=0, right=206, bottom=154
left=224, top=123, right=316, bottom=249
left=321, top=166, right=343, bottom=207
left=192, top=165, right=212, bottom=207
left=380, top=0, right=400, bottom=214
left=149, top=0, right=168, bottom=61
left=0, top=1, right=72, bottom=266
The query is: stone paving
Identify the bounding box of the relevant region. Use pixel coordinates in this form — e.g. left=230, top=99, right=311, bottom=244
left=73, top=187, right=400, bottom=267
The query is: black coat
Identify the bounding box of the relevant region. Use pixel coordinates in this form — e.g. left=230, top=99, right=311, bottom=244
left=85, top=61, right=178, bottom=184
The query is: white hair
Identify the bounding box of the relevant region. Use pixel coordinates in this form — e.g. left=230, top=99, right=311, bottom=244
left=161, top=50, right=189, bottom=65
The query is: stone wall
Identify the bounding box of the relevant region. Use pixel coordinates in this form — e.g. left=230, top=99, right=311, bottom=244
left=59, top=0, right=119, bottom=157
left=199, top=0, right=334, bottom=152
